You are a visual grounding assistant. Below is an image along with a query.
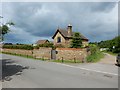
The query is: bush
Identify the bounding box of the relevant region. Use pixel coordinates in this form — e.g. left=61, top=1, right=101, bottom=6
left=33, top=45, right=39, bottom=49
left=3, top=44, right=33, bottom=50
left=86, top=52, right=104, bottom=62
left=39, top=43, right=53, bottom=48
left=86, top=45, right=104, bottom=62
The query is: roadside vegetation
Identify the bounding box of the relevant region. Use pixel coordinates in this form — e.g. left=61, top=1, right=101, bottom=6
left=86, top=44, right=104, bottom=63
left=3, top=44, right=33, bottom=50
left=102, top=51, right=117, bottom=56
left=91, top=36, right=120, bottom=54
left=2, top=52, right=34, bottom=59
left=0, top=16, right=15, bottom=41
left=52, top=59, right=82, bottom=63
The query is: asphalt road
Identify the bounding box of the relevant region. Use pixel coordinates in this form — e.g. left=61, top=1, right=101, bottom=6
left=1, top=54, right=118, bottom=88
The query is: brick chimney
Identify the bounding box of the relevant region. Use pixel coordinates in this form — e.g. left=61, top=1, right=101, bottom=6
left=67, top=24, right=72, bottom=37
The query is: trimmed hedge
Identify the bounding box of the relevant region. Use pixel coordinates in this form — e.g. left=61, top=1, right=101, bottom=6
left=2, top=44, right=33, bottom=50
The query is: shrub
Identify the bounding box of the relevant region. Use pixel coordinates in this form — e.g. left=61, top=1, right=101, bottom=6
left=86, top=45, right=104, bottom=62
left=3, top=44, right=33, bottom=50
left=33, top=45, right=39, bottom=49
left=39, top=43, right=53, bottom=48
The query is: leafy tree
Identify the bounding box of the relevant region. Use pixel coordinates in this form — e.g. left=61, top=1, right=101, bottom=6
left=71, top=32, right=82, bottom=48
left=0, top=16, right=15, bottom=41
left=97, top=36, right=120, bottom=53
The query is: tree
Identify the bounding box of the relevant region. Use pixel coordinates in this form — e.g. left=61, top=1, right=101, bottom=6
left=97, top=36, right=120, bottom=53
left=0, top=16, right=15, bottom=41
left=71, top=32, right=82, bottom=48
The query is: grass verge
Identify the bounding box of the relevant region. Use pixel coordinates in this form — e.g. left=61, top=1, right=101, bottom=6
left=52, top=59, right=82, bottom=63
left=103, top=51, right=117, bottom=56
left=86, top=52, right=104, bottom=63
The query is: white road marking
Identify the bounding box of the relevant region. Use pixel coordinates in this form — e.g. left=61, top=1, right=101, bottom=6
left=55, top=63, right=118, bottom=76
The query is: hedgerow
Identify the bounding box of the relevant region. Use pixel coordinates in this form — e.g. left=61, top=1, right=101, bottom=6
left=2, top=44, right=33, bottom=50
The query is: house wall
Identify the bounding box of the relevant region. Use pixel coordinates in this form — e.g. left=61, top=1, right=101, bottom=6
left=82, top=40, right=89, bottom=47
left=54, top=32, right=66, bottom=46
left=56, top=48, right=88, bottom=61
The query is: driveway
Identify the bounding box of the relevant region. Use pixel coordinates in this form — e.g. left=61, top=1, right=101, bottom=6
left=67, top=53, right=118, bottom=75
left=1, top=54, right=118, bottom=88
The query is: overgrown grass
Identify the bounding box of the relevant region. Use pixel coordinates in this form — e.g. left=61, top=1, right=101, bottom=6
left=86, top=52, right=104, bottom=63
left=2, top=52, right=34, bottom=59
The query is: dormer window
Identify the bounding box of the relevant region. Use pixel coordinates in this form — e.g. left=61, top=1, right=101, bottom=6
left=57, top=37, right=61, bottom=43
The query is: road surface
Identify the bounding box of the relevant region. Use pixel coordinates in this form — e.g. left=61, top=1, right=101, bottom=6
left=1, top=54, right=118, bottom=88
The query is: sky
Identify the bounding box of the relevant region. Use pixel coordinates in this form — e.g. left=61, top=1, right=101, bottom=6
left=0, top=2, right=118, bottom=44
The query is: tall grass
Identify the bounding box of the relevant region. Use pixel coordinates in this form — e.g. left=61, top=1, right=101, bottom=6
left=86, top=44, right=104, bottom=63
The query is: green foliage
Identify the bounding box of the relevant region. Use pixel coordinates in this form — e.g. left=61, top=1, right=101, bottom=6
left=86, top=52, right=104, bottom=62
left=39, top=43, right=54, bottom=48
left=1, top=25, right=10, bottom=35
left=98, top=36, right=120, bottom=53
left=71, top=32, right=82, bottom=48
left=3, top=44, right=33, bottom=50
left=33, top=45, right=39, bottom=49
left=0, top=16, right=15, bottom=41
left=52, top=59, right=82, bottom=63
left=86, top=45, right=104, bottom=62
left=2, top=52, right=33, bottom=59
left=89, top=44, right=99, bottom=55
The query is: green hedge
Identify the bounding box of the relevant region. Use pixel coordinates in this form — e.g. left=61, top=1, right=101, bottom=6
left=3, top=44, right=33, bottom=50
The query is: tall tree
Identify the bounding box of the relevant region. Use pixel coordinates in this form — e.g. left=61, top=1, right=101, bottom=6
left=0, top=16, right=14, bottom=41
left=71, top=32, right=82, bottom=48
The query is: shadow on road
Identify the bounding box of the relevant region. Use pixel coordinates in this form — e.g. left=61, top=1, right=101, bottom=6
left=2, top=59, right=29, bottom=82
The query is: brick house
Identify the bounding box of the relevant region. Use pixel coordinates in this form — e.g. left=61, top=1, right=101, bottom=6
left=52, top=24, right=89, bottom=47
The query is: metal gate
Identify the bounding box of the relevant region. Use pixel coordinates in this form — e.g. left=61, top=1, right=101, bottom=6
left=51, top=50, right=56, bottom=60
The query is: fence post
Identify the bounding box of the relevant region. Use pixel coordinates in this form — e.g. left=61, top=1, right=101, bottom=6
left=62, top=57, right=63, bottom=63
left=82, top=57, right=84, bottom=63
left=42, top=57, right=44, bottom=61
left=74, top=58, right=76, bottom=63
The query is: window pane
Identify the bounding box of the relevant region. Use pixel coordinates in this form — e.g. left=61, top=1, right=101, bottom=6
left=57, top=37, right=61, bottom=43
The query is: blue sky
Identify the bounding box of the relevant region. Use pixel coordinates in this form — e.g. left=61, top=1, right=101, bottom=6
left=1, top=2, right=118, bottom=44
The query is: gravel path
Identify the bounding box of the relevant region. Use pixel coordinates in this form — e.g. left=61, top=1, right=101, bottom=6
left=98, top=53, right=116, bottom=65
